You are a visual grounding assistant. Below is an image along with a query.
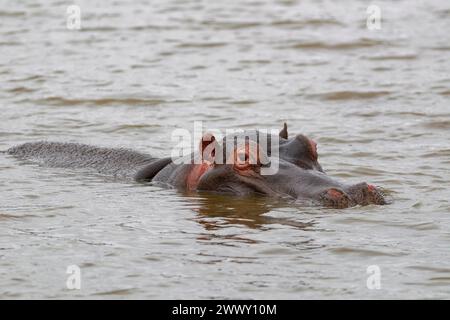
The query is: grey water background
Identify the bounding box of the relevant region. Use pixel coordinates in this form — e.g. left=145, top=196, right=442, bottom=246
left=0, top=0, right=449, bottom=299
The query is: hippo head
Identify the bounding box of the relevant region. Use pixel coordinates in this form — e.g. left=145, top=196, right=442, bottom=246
left=187, top=123, right=386, bottom=208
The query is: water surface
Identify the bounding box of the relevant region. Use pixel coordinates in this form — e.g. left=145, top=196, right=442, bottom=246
left=0, top=0, right=449, bottom=299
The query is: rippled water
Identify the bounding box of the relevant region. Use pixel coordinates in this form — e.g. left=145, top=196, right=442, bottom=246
left=1, top=0, right=449, bottom=299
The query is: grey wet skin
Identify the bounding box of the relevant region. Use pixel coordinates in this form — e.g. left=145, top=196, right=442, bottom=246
left=6, top=124, right=386, bottom=208
left=189, top=128, right=385, bottom=207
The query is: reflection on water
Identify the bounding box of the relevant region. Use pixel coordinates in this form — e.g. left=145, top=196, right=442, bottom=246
left=189, top=192, right=316, bottom=230
left=1, top=0, right=450, bottom=299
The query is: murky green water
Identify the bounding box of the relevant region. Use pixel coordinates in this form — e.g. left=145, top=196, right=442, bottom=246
left=0, top=0, right=449, bottom=299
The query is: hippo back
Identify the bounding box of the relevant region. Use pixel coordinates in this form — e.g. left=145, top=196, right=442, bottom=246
left=7, top=142, right=155, bottom=180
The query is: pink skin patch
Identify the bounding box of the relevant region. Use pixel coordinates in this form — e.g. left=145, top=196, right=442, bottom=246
left=327, top=188, right=343, bottom=199
left=308, top=138, right=318, bottom=160
left=367, top=184, right=376, bottom=192
left=186, top=163, right=212, bottom=191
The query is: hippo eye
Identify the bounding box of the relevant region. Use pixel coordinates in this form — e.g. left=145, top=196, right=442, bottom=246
left=238, top=152, right=248, bottom=162
left=234, top=151, right=251, bottom=170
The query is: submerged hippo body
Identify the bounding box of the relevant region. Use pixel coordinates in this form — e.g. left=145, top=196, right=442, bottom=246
left=6, top=124, right=386, bottom=208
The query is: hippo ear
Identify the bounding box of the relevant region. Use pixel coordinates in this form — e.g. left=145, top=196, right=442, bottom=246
left=279, top=122, right=288, bottom=139
left=199, top=132, right=217, bottom=163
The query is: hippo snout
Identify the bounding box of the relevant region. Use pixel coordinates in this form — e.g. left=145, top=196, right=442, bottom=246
left=346, top=182, right=386, bottom=206
left=319, top=183, right=386, bottom=208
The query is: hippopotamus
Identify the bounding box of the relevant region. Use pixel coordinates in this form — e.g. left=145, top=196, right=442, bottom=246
left=5, top=123, right=386, bottom=208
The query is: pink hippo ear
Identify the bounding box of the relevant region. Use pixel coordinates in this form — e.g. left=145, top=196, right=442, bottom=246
left=199, top=132, right=217, bottom=164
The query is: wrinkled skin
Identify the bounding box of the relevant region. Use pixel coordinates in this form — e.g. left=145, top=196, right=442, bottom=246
left=6, top=124, right=386, bottom=208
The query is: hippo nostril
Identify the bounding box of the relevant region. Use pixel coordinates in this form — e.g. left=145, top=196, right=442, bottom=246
left=346, top=183, right=386, bottom=206
left=366, top=184, right=387, bottom=205
left=320, top=188, right=354, bottom=208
